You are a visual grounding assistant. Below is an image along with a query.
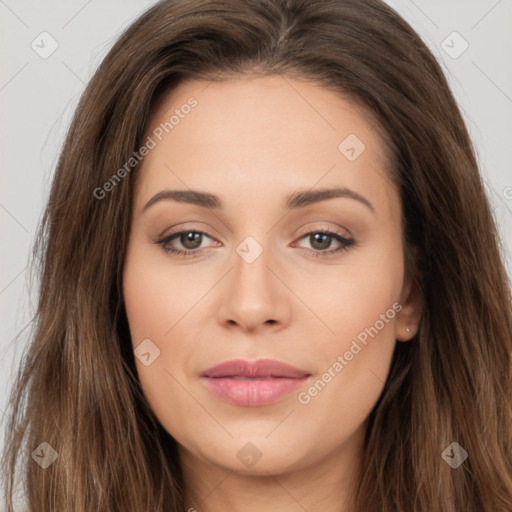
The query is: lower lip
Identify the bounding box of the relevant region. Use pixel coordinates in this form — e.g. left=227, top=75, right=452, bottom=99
left=202, top=376, right=309, bottom=406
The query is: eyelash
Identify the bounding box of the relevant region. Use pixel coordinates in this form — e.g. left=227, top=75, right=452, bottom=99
left=155, top=228, right=357, bottom=258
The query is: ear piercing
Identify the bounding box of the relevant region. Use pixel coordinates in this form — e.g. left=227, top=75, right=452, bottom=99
left=406, top=327, right=411, bottom=332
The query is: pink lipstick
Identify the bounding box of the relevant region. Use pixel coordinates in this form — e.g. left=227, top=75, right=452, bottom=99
left=201, top=359, right=311, bottom=406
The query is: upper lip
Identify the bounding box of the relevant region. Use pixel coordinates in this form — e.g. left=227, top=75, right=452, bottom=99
left=201, top=359, right=311, bottom=379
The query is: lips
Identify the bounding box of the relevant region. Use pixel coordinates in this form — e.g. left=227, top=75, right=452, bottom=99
left=201, top=359, right=311, bottom=406
left=202, top=359, right=310, bottom=379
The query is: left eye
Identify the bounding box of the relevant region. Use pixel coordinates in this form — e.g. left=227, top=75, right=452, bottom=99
left=156, top=229, right=356, bottom=257
left=294, top=231, right=355, bottom=254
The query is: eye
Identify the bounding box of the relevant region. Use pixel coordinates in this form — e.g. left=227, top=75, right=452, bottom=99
left=293, top=229, right=356, bottom=256
left=155, top=230, right=217, bottom=257
left=155, top=228, right=357, bottom=258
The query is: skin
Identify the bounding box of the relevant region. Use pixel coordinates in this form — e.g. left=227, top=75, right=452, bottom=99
left=123, top=75, right=422, bottom=512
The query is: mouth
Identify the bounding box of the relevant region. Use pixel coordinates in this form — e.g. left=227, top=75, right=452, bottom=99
left=201, top=359, right=312, bottom=407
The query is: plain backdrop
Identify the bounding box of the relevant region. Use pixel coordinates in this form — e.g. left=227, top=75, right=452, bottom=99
left=1, top=0, right=511, bottom=502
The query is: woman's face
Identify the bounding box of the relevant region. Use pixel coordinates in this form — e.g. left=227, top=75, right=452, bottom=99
left=123, top=75, right=419, bottom=477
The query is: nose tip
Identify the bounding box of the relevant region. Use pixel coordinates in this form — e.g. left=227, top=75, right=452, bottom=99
left=216, top=242, right=291, bottom=332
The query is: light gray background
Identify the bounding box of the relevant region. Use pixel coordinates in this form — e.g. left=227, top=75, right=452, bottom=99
left=1, top=0, right=511, bottom=501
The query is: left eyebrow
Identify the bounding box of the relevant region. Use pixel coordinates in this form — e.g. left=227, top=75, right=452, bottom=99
left=285, top=186, right=375, bottom=213
left=142, top=186, right=375, bottom=214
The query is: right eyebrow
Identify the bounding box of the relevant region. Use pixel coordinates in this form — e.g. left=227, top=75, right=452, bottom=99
left=143, top=189, right=221, bottom=211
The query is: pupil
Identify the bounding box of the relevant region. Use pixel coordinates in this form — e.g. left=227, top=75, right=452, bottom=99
left=183, top=232, right=201, bottom=249
left=312, top=233, right=330, bottom=250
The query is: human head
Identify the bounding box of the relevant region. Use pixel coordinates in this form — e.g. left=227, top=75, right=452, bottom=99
left=123, top=73, right=420, bottom=507
left=3, top=1, right=511, bottom=511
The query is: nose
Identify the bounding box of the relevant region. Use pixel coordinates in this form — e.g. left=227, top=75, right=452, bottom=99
left=216, top=239, right=292, bottom=333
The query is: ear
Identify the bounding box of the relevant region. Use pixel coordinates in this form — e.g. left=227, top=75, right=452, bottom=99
left=396, top=253, right=423, bottom=342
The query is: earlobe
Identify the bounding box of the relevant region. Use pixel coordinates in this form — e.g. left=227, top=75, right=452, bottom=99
left=397, top=325, right=415, bottom=342
left=396, top=283, right=422, bottom=340
left=396, top=270, right=422, bottom=342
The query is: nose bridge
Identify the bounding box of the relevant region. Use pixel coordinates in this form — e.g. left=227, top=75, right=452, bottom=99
left=217, top=231, right=290, bottom=330
left=232, top=233, right=276, bottom=302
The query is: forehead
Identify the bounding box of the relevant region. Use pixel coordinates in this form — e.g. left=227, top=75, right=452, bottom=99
left=135, top=75, right=399, bottom=222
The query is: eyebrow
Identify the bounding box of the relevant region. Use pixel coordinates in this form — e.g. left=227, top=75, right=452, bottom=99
left=143, top=186, right=375, bottom=214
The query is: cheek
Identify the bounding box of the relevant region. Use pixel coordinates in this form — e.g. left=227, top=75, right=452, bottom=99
left=292, top=233, right=403, bottom=351
left=123, top=239, right=203, bottom=343
left=123, top=255, right=193, bottom=442
left=122, top=241, right=208, bottom=428
left=291, top=241, right=403, bottom=440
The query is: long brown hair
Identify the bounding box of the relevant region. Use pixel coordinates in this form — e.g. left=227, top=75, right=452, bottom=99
left=2, top=0, right=511, bottom=510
